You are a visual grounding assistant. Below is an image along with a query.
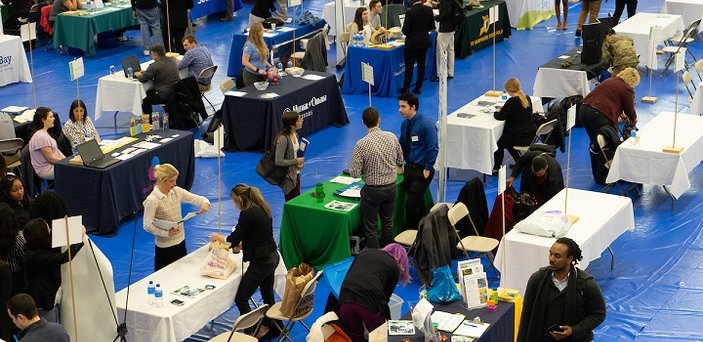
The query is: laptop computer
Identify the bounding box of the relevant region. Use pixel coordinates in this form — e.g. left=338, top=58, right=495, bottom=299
left=76, top=139, right=120, bottom=169
left=120, top=55, right=141, bottom=78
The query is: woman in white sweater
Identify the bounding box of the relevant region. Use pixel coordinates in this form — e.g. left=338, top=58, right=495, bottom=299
left=143, top=163, right=210, bottom=271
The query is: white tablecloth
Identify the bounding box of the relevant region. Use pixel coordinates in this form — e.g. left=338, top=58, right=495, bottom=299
left=605, top=112, right=703, bottom=199
left=0, top=35, right=32, bottom=87
left=613, top=12, right=684, bottom=69
left=495, top=188, right=635, bottom=295
left=661, top=0, right=703, bottom=30
left=115, top=244, right=288, bottom=342
left=533, top=67, right=591, bottom=99
left=322, top=1, right=359, bottom=36
left=506, top=0, right=554, bottom=30
left=437, top=95, right=541, bottom=174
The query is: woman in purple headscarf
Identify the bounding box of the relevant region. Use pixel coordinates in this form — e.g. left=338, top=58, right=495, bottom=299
left=338, top=243, right=411, bottom=341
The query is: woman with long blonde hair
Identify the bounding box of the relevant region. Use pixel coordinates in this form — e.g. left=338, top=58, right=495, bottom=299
left=492, top=78, right=537, bottom=173
left=242, top=22, right=273, bottom=87
left=210, top=184, right=279, bottom=338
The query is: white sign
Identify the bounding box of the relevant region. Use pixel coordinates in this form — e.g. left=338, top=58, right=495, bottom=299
left=675, top=48, right=686, bottom=72
left=51, top=215, right=83, bottom=248
left=361, top=62, right=374, bottom=86
left=566, top=104, right=576, bottom=131
left=498, top=165, right=506, bottom=194
left=69, top=58, right=85, bottom=81
left=489, top=6, right=499, bottom=24
left=287, top=0, right=301, bottom=6
left=215, top=124, right=225, bottom=149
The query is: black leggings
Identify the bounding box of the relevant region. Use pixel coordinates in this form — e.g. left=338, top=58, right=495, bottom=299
left=579, top=104, right=612, bottom=146
left=235, top=251, right=279, bottom=328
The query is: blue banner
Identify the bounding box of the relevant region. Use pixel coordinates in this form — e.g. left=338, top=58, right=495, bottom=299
left=190, top=0, right=241, bottom=20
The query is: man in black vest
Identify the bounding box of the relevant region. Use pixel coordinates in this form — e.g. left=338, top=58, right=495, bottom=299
left=399, top=0, right=436, bottom=95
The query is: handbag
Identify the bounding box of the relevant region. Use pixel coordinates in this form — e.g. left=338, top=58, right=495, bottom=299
left=256, top=136, right=289, bottom=185
left=426, top=265, right=462, bottom=304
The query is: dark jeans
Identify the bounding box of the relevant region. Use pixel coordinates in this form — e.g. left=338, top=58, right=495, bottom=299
left=403, top=165, right=433, bottom=229
left=403, top=48, right=428, bottom=91
left=613, top=0, right=637, bottom=24
left=579, top=104, right=612, bottom=145
left=360, top=183, right=397, bottom=248
left=284, top=174, right=301, bottom=202
left=235, top=251, right=279, bottom=328
left=493, top=135, right=526, bottom=170
left=339, top=302, right=385, bottom=342
left=154, top=240, right=187, bottom=271
left=142, top=89, right=169, bottom=115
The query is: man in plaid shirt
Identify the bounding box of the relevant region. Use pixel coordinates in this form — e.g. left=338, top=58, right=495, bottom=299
left=349, top=107, right=404, bottom=248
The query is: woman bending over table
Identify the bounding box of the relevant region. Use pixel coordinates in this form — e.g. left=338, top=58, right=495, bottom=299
left=63, top=99, right=100, bottom=149
left=274, top=110, right=304, bottom=201
left=492, top=78, right=536, bottom=173
left=242, top=22, right=273, bottom=87
left=28, top=107, right=66, bottom=181
left=143, top=163, right=210, bottom=271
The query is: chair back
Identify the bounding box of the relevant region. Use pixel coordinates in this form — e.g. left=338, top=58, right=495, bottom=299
left=220, top=77, right=235, bottom=94
left=696, top=60, right=703, bottom=73
left=291, top=270, right=323, bottom=319
left=429, top=202, right=452, bottom=213
left=683, top=70, right=693, bottom=83
left=0, top=138, right=24, bottom=155
left=534, top=118, right=559, bottom=144
left=197, top=65, right=218, bottom=84
left=447, top=202, right=469, bottom=227
left=232, top=304, right=269, bottom=332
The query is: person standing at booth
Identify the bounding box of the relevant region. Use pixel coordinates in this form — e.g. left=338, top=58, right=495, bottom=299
left=433, top=0, right=463, bottom=81
left=274, top=111, right=305, bottom=201
left=399, top=0, right=435, bottom=95
left=575, top=0, right=602, bottom=37
left=131, top=0, right=163, bottom=56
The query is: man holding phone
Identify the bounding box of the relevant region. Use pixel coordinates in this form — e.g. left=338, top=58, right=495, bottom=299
left=517, top=238, right=606, bottom=341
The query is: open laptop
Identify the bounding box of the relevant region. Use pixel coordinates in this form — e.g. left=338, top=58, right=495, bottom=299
left=120, top=55, right=141, bottom=78
left=76, top=139, right=120, bottom=169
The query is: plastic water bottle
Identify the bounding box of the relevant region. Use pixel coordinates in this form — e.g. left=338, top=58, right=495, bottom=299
left=147, top=281, right=155, bottom=305
left=630, top=129, right=638, bottom=144
left=127, top=67, right=133, bottom=79
left=277, top=61, right=283, bottom=72
left=109, top=65, right=115, bottom=75
left=154, top=284, right=163, bottom=307
left=354, top=33, right=361, bottom=47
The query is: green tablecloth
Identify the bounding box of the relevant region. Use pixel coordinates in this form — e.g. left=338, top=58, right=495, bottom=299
left=455, top=0, right=511, bottom=59
left=53, top=5, right=138, bottom=55
left=279, top=175, right=433, bottom=269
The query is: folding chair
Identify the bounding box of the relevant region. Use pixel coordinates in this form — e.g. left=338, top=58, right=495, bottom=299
left=682, top=70, right=695, bottom=99
left=451, top=203, right=500, bottom=277
left=196, top=65, right=218, bottom=113
left=662, top=19, right=701, bottom=74
left=266, top=270, right=323, bottom=342
left=0, top=138, right=24, bottom=172
left=694, top=59, right=703, bottom=81
left=208, top=304, right=269, bottom=342
left=393, top=202, right=452, bottom=248
left=513, top=118, right=559, bottom=157
left=596, top=134, right=639, bottom=197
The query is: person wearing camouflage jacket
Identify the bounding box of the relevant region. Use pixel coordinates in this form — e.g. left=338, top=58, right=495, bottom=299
left=601, top=29, right=639, bottom=75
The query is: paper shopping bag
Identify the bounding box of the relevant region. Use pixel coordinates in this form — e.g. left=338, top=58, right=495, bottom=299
left=280, top=263, right=314, bottom=317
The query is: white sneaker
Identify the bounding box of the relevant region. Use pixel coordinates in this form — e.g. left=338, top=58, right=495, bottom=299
left=143, top=49, right=150, bottom=56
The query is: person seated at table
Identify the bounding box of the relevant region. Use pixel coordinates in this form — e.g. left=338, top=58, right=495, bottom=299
left=134, top=45, right=181, bottom=116
left=209, top=184, right=280, bottom=339
left=368, top=0, right=385, bottom=30
left=176, top=34, right=214, bottom=87
left=250, top=0, right=284, bottom=24
left=492, top=78, right=537, bottom=174
left=275, top=111, right=305, bottom=201
left=507, top=152, right=564, bottom=206
left=338, top=243, right=411, bottom=341
left=579, top=67, right=639, bottom=146
left=48, top=0, right=78, bottom=27
left=0, top=174, right=32, bottom=231
left=7, top=293, right=70, bottom=342
left=143, top=163, right=210, bottom=271
left=601, top=29, right=639, bottom=76
left=23, top=218, right=85, bottom=323
left=0, top=203, right=26, bottom=296
left=347, top=7, right=369, bottom=35
left=62, top=99, right=100, bottom=149
left=518, top=238, right=605, bottom=342
left=242, top=22, right=274, bottom=87
left=28, top=107, right=66, bottom=181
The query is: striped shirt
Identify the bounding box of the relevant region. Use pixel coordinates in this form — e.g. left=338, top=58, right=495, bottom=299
left=0, top=234, right=26, bottom=273
left=349, top=127, right=404, bottom=186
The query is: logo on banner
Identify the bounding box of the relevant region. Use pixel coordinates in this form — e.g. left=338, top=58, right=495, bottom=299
left=283, top=95, right=328, bottom=119
left=479, top=15, right=492, bottom=36
left=473, top=7, right=503, bottom=46
left=0, top=55, right=13, bottom=73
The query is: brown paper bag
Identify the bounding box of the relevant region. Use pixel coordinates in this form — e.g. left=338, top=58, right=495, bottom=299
left=279, top=263, right=314, bottom=317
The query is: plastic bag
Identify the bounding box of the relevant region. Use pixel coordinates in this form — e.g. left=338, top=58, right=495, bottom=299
left=514, top=210, right=571, bottom=238
left=200, top=243, right=236, bottom=279
left=426, top=265, right=461, bottom=304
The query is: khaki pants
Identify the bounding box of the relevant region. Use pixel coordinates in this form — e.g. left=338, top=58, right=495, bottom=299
left=436, top=31, right=455, bottom=77
left=577, top=0, right=602, bottom=31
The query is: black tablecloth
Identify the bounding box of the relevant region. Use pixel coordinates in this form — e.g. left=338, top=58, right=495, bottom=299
left=389, top=301, right=515, bottom=342
left=221, top=71, right=349, bottom=151
left=540, top=47, right=603, bottom=80
left=455, top=0, right=512, bottom=59
left=54, top=129, right=195, bottom=235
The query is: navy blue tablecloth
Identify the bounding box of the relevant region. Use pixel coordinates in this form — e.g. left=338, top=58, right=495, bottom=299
left=221, top=71, right=348, bottom=151
left=226, top=20, right=327, bottom=77
left=389, top=300, right=514, bottom=341
left=341, top=32, right=437, bottom=97
left=54, top=130, right=195, bottom=235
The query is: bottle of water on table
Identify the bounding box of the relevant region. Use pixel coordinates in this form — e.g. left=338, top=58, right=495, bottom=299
left=109, top=65, right=115, bottom=76
left=127, top=67, right=133, bottom=79
left=287, top=60, right=293, bottom=69
left=147, top=281, right=155, bottom=305
left=154, top=283, right=163, bottom=307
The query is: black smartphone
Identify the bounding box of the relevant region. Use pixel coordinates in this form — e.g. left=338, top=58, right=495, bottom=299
left=170, top=299, right=185, bottom=306
left=547, top=324, right=564, bottom=333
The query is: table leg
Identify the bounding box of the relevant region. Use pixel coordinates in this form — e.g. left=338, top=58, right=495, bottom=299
left=607, top=246, right=615, bottom=271
left=662, top=185, right=676, bottom=210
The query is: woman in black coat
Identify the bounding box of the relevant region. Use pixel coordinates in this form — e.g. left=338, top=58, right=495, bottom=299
left=161, top=0, right=193, bottom=54
left=493, top=77, right=537, bottom=173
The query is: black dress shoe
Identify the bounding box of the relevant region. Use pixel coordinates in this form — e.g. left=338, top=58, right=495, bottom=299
left=413, top=88, right=421, bottom=94
left=398, top=88, right=409, bottom=94
left=575, top=29, right=581, bottom=37
left=448, top=75, right=454, bottom=79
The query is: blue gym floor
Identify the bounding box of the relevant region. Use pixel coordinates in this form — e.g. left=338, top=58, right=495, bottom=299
left=3, top=0, right=703, bottom=340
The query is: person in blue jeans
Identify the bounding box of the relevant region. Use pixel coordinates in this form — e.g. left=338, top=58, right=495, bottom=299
left=131, top=0, right=163, bottom=56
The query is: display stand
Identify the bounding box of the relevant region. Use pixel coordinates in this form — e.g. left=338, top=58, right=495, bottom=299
left=642, top=26, right=661, bottom=104
left=564, top=105, right=579, bottom=224
left=664, top=53, right=686, bottom=154
left=484, top=6, right=502, bottom=97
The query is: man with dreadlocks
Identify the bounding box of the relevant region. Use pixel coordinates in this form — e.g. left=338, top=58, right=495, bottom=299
left=518, top=237, right=606, bottom=342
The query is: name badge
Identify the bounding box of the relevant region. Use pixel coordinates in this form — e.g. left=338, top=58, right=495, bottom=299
left=411, top=136, right=419, bottom=142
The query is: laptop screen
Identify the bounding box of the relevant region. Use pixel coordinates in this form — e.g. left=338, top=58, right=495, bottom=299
left=76, top=139, right=104, bottom=165
left=120, top=55, right=142, bottom=78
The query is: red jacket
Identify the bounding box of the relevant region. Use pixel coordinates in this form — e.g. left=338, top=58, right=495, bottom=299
left=582, top=77, right=637, bottom=128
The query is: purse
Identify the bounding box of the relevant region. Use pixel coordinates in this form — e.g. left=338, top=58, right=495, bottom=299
left=256, top=136, right=289, bottom=185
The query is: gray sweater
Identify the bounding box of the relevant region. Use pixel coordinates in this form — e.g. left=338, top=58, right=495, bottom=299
left=138, top=58, right=181, bottom=100
left=274, top=134, right=298, bottom=195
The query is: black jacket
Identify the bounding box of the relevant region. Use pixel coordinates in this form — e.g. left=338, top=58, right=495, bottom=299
left=225, top=206, right=277, bottom=262
left=131, top=0, right=159, bottom=10
left=409, top=204, right=457, bottom=286
left=161, top=0, right=193, bottom=29
left=339, top=249, right=399, bottom=318
left=251, top=0, right=276, bottom=19
left=454, top=177, right=488, bottom=236
left=494, top=96, right=537, bottom=141
left=24, top=243, right=84, bottom=310
left=512, top=151, right=564, bottom=206
left=435, top=0, right=463, bottom=32
left=402, top=2, right=436, bottom=50
left=518, top=265, right=606, bottom=342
